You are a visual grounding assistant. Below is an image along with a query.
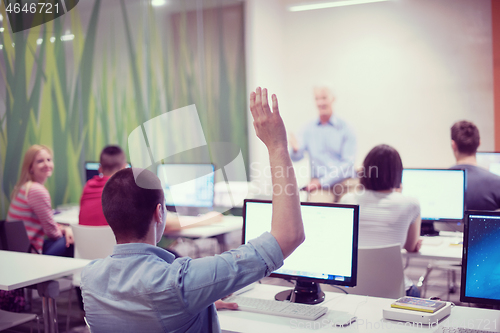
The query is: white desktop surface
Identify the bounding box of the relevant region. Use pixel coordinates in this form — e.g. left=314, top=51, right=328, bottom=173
left=0, top=250, right=91, bottom=290
left=53, top=207, right=80, bottom=225
left=218, top=284, right=500, bottom=332
left=165, top=215, right=243, bottom=239
left=54, top=207, right=243, bottom=239
left=402, top=232, right=463, bottom=261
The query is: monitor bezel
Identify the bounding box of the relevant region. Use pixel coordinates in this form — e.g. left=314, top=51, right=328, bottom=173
left=156, top=162, right=216, bottom=209
left=242, top=199, right=359, bottom=287
left=402, top=168, right=466, bottom=222
left=460, top=210, right=500, bottom=306
left=84, top=161, right=100, bottom=182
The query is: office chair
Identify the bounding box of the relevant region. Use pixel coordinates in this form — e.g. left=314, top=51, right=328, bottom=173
left=327, top=243, right=406, bottom=299
left=0, top=221, right=40, bottom=332
left=0, top=309, right=40, bottom=333
left=66, top=224, right=116, bottom=331
left=0, top=220, right=38, bottom=253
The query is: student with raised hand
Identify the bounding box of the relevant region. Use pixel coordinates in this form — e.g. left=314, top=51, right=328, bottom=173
left=7, top=144, right=74, bottom=256
left=339, top=144, right=422, bottom=297
left=449, top=120, right=500, bottom=210
left=81, top=87, right=304, bottom=333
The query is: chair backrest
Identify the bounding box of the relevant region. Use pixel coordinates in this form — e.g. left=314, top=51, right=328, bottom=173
left=0, top=220, right=34, bottom=253
left=348, top=243, right=406, bottom=299
left=71, top=224, right=116, bottom=260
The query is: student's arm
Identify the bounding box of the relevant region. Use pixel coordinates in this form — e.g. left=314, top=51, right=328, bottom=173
left=404, top=215, right=422, bottom=252
left=250, top=87, right=305, bottom=259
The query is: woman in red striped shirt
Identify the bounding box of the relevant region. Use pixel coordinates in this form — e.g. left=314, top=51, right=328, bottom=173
left=6, top=145, right=74, bottom=256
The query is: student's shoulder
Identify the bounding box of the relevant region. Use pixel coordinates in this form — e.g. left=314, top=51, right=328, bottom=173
left=28, top=182, right=50, bottom=198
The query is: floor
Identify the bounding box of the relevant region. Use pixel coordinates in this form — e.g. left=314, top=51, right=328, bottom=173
left=2, top=244, right=495, bottom=332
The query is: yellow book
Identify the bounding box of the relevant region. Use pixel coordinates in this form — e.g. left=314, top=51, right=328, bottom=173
left=390, top=297, right=447, bottom=313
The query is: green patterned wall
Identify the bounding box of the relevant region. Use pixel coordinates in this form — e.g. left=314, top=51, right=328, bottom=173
left=0, top=0, right=248, bottom=218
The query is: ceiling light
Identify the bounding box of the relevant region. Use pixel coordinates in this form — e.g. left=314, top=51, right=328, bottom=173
left=151, top=0, right=166, bottom=6
left=61, top=34, right=74, bottom=41
left=37, top=38, right=43, bottom=45
left=50, top=37, right=55, bottom=43
left=0, top=28, right=4, bottom=32
left=288, top=0, right=390, bottom=12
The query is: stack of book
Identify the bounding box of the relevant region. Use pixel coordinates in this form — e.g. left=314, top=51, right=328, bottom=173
left=391, top=297, right=447, bottom=313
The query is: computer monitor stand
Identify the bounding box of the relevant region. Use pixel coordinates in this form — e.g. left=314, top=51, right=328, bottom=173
left=275, top=280, right=325, bottom=305
left=420, top=221, right=439, bottom=236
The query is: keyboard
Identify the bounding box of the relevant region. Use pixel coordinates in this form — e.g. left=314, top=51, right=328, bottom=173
left=435, top=328, right=496, bottom=333
left=224, top=295, right=328, bottom=320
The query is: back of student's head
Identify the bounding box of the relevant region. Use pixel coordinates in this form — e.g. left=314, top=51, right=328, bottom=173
left=451, top=120, right=480, bottom=155
left=100, top=145, right=126, bottom=175
left=102, top=168, right=164, bottom=241
left=360, top=144, right=403, bottom=191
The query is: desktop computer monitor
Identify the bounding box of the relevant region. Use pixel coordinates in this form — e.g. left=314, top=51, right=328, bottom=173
left=243, top=199, right=359, bottom=305
left=461, top=211, right=500, bottom=306
left=476, top=152, right=500, bottom=177
left=402, top=169, right=466, bottom=235
left=84, top=162, right=101, bottom=181
left=84, top=161, right=131, bottom=182
left=157, top=163, right=215, bottom=214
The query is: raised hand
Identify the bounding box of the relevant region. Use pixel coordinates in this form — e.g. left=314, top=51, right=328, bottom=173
left=249, top=87, right=287, bottom=151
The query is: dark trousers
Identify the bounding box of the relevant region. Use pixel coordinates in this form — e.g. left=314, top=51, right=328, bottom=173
left=42, top=237, right=74, bottom=257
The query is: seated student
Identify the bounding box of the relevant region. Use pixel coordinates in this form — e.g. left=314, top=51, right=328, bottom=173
left=81, top=87, right=305, bottom=332
left=79, top=145, right=220, bottom=253
left=339, top=144, right=422, bottom=297
left=7, top=145, right=74, bottom=256
left=79, top=145, right=127, bottom=226
left=449, top=120, right=500, bottom=210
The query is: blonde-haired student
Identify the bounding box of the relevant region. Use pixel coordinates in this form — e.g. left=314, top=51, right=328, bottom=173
left=7, top=144, right=73, bottom=256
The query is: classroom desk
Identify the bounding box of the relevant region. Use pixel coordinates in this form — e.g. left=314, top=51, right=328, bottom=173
left=218, top=284, right=500, bottom=332
left=53, top=207, right=79, bottom=225
left=165, top=215, right=243, bottom=252
left=0, top=251, right=91, bottom=333
left=401, top=232, right=463, bottom=296
left=55, top=206, right=243, bottom=253
left=402, top=231, right=463, bottom=262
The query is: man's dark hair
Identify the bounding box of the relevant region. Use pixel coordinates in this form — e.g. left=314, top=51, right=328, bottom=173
left=100, top=145, right=126, bottom=174
left=451, top=120, right=480, bottom=155
left=102, top=168, right=164, bottom=241
left=360, top=144, right=403, bottom=191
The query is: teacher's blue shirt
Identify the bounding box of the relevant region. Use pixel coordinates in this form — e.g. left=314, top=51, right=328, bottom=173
left=290, top=115, right=356, bottom=187
left=81, top=232, right=283, bottom=333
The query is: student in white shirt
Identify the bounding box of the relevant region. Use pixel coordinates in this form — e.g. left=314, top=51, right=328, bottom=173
left=340, top=144, right=422, bottom=296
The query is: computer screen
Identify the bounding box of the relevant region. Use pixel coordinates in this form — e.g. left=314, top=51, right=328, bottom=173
left=84, top=162, right=101, bottom=182
left=476, top=152, right=500, bottom=177
left=243, top=199, right=358, bottom=304
left=402, top=169, right=466, bottom=221
left=461, top=211, right=500, bottom=306
left=84, top=161, right=131, bottom=182
left=157, top=164, right=215, bottom=209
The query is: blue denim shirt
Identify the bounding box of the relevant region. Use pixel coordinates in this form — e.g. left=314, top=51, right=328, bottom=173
left=290, top=116, right=356, bottom=187
left=81, top=232, right=283, bottom=333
